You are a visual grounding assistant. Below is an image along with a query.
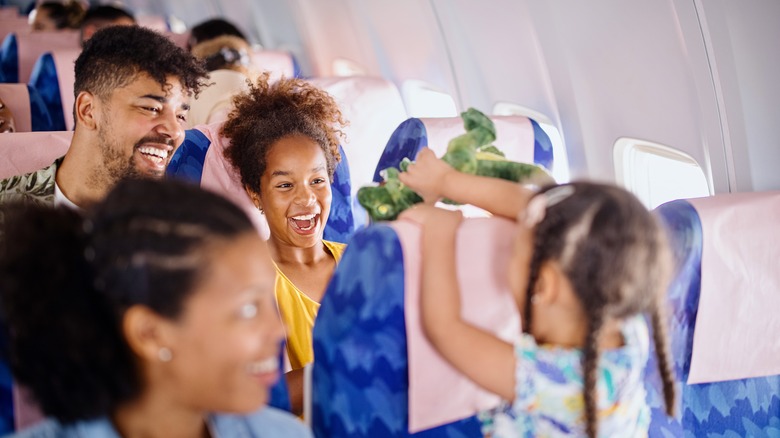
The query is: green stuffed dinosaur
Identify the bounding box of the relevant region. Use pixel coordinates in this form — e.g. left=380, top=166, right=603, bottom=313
left=357, top=108, right=554, bottom=222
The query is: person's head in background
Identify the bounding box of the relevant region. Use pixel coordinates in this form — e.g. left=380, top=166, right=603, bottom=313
left=191, top=35, right=251, bottom=75
left=80, top=4, right=136, bottom=45
left=187, top=17, right=248, bottom=52
left=0, top=178, right=283, bottom=431
left=59, top=25, right=207, bottom=207
left=29, top=0, right=86, bottom=31
left=0, top=97, right=16, bottom=133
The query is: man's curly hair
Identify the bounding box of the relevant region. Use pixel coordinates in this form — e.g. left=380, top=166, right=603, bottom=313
left=221, top=73, right=346, bottom=195
left=74, top=26, right=208, bottom=100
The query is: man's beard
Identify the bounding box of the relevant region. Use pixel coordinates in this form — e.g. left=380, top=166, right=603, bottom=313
left=90, top=126, right=171, bottom=191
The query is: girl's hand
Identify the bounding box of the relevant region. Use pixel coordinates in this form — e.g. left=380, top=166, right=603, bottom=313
left=398, top=148, right=454, bottom=203
left=399, top=203, right=463, bottom=230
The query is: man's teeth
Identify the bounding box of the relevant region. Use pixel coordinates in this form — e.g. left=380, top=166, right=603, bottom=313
left=138, top=146, right=168, bottom=163
left=292, top=213, right=316, bottom=220
left=247, top=357, right=278, bottom=374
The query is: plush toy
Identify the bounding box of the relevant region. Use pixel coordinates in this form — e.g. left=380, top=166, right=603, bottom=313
left=358, top=108, right=554, bottom=222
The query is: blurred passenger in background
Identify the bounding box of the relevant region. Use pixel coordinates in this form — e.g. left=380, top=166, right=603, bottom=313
left=187, top=35, right=252, bottom=127
left=187, top=17, right=248, bottom=51
left=80, top=4, right=136, bottom=44
left=29, top=0, right=85, bottom=31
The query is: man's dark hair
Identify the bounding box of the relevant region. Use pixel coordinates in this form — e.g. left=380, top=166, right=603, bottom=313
left=74, top=25, right=208, bottom=100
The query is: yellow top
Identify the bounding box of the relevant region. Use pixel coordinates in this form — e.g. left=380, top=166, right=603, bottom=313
left=274, top=240, right=346, bottom=370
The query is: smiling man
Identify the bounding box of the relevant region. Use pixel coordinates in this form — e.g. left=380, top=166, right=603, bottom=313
left=0, top=25, right=207, bottom=212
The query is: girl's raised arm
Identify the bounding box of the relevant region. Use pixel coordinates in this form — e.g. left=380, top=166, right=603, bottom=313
left=399, top=148, right=534, bottom=220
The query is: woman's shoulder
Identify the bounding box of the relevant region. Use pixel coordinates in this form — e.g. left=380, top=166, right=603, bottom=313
left=211, top=407, right=312, bottom=437
left=323, top=240, right=347, bottom=260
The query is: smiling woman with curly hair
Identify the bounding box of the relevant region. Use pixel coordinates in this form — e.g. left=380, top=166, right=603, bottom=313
left=221, top=73, right=347, bottom=415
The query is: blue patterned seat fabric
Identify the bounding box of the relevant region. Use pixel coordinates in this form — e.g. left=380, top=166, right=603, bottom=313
left=372, top=117, right=553, bottom=184
left=28, top=53, right=66, bottom=131
left=26, top=85, right=55, bottom=131
left=656, top=200, right=780, bottom=437
left=312, top=224, right=482, bottom=437
left=166, top=129, right=355, bottom=244
left=0, top=34, right=18, bottom=83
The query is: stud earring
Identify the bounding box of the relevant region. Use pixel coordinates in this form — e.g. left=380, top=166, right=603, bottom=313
left=158, top=347, right=172, bottom=362
left=530, top=295, right=541, bottom=305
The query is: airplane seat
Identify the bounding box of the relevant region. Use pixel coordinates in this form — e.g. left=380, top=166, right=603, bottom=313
left=307, top=76, right=409, bottom=230
left=0, top=18, right=27, bottom=49
left=167, top=124, right=355, bottom=244
left=0, top=131, right=71, bottom=180
left=249, top=48, right=298, bottom=80
left=313, top=217, right=684, bottom=437
left=0, top=34, right=18, bottom=83
left=137, top=15, right=170, bottom=32
left=373, top=115, right=553, bottom=185
left=0, top=83, right=54, bottom=132
left=0, top=31, right=79, bottom=85
left=28, top=49, right=79, bottom=131
left=655, top=193, right=780, bottom=436
left=0, top=131, right=72, bottom=434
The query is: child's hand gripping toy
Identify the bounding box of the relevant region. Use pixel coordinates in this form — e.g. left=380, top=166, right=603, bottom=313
left=358, top=108, right=554, bottom=222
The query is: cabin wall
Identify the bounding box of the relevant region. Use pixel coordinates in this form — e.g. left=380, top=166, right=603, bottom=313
left=286, top=0, right=779, bottom=193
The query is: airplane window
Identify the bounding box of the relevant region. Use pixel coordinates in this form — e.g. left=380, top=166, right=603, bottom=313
left=332, top=58, right=366, bottom=76
left=401, top=80, right=457, bottom=118
left=493, top=101, right=569, bottom=183
left=614, top=138, right=711, bottom=209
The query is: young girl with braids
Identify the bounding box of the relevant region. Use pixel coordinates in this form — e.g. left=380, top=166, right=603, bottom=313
left=398, top=148, right=676, bottom=437
left=0, top=179, right=311, bottom=437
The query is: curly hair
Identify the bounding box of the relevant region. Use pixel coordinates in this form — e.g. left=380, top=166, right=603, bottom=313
left=0, top=178, right=255, bottom=424
left=221, top=73, right=346, bottom=195
left=74, top=26, right=209, bottom=101
left=523, top=182, right=675, bottom=438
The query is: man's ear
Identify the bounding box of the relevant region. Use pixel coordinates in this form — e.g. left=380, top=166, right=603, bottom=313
left=122, top=305, right=176, bottom=362
left=75, top=91, right=99, bottom=130
left=246, top=186, right=262, bottom=210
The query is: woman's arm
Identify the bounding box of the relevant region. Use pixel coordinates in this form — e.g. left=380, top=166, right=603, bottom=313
left=401, top=205, right=516, bottom=401
left=398, top=148, right=534, bottom=220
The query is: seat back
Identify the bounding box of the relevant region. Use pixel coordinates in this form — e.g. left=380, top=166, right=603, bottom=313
left=655, top=193, right=780, bottom=436
left=0, top=18, right=27, bottom=51
left=0, top=83, right=54, bottom=132
left=0, top=131, right=71, bottom=180
left=167, top=124, right=355, bottom=244
left=28, top=49, right=79, bottom=131
left=249, top=48, right=299, bottom=80
left=0, top=31, right=79, bottom=84
left=373, top=115, right=553, bottom=184
left=312, top=218, right=521, bottom=437
left=308, top=77, right=408, bottom=197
